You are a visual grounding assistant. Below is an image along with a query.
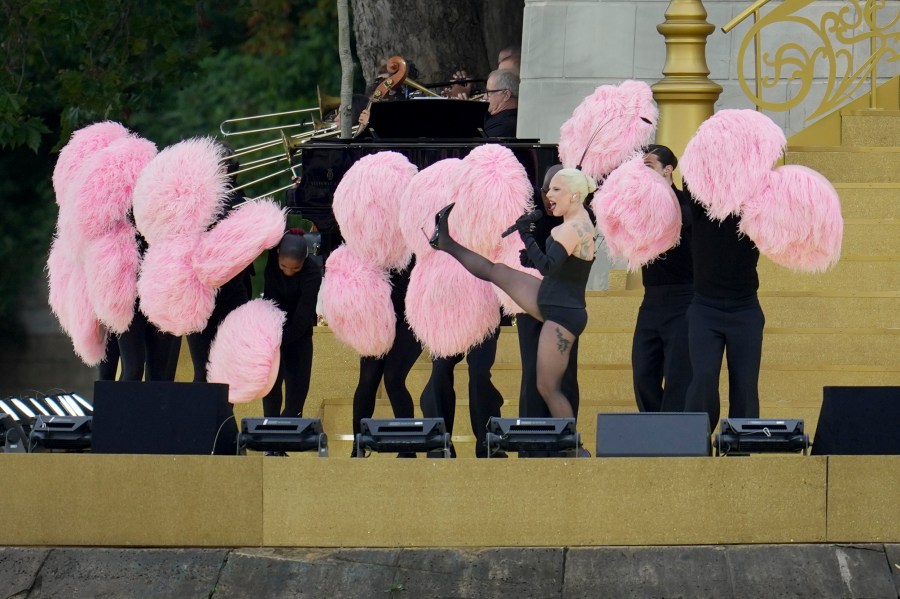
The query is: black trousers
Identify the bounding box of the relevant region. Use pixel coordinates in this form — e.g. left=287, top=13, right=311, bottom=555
left=420, top=327, right=503, bottom=458
left=263, top=331, right=314, bottom=417
left=351, top=321, right=422, bottom=437
left=97, top=336, right=120, bottom=381
left=631, top=286, right=693, bottom=412
left=684, top=293, right=764, bottom=430
left=117, top=309, right=181, bottom=382
left=516, top=313, right=580, bottom=419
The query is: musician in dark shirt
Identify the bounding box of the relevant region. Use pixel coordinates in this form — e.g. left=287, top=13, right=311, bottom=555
left=261, top=230, right=323, bottom=418
left=683, top=181, right=763, bottom=430
left=483, top=69, right=518, bottom=138
left=632, top=145, right=694, bottom=412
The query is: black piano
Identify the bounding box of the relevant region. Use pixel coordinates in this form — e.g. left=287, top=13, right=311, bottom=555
left=285, top=98, right=559, bottom=260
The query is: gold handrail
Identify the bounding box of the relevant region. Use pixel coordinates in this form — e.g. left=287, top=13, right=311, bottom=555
left=721, top=0, right=771, bottom=34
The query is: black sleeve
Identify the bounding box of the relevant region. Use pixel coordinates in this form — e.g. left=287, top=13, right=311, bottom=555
left=522, top=233, right=569, bottom=276
left=282, top=256, right=323, bottom=346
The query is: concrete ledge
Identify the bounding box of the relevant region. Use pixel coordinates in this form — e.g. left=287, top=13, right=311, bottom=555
left=1, top=545, right=898, bottom=599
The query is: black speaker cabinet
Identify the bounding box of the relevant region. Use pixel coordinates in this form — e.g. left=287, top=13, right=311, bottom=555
left=92, top=381, right=237, bottom=455
left=811, top=386, right=900, bottom=455
left=596, top=412, right=711, bottom=457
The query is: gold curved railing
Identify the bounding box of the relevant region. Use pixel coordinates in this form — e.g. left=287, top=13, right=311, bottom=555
left=722, top=0, right=899, bottom=120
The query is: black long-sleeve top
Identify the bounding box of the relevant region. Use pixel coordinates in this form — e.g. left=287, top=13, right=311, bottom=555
left=263, top=249, right=323, bottom=345
left=688, top=200, right=759, bottom=299
left=641, top=185, right=694, bottom=288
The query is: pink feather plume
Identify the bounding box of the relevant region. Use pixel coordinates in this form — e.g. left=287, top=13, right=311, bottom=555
left=132, top=137, right=229, bottom=245
left=399, top=158, right=463, bottom=257
left=83, top=223, right=141, bottom=333
left=137, top=238, right=216, bottom=335
left=321, top=245, right=397, bottom=357
left=453, top=144, right=533, bottom=256
left=46, top=235, right=77, bottom=334
left=53, top=121, right=129, bottom=204
left=193, top=198, right=286, bottom=288
left=681, top=109, right=786, bottom=221
left=332, top=151, right=418, bottom=270
left=71, top=135, right=157, bottom=240
left=405, top=252, right=500, bottom=358
left=558, top=80, right=658, bottom=180
left=593, top=154, right=683, bottom=270
left=739, top=165, right=843, bottom=272
left=66, top=268, right=108, bottom=366
left=207, top=299, right=287, bottom=404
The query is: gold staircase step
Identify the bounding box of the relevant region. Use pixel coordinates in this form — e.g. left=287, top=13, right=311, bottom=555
left=784, top=147, right=900, bottom=184
left=841, top=110, right=900, bottom=147
left=842, top=221, right=900, bottom=255
left=834, top=184, right=899, bottom=220
left=758, top=256, right=900, bottom=292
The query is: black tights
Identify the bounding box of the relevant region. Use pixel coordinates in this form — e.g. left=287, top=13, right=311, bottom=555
left=352, top=321, right=422, bottom=437
left=117, top=310, right=181, bottom=381
left=262, top=332, right=314, bottom=417
left=437, top=221, right=575, bottom=418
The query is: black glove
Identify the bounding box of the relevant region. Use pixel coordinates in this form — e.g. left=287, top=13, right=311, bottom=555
left=519, top=248, right=534, bottom=268
left=515, top=212, right=537, bottom=236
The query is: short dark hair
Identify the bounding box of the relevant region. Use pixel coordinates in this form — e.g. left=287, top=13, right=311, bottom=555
left=278, top=230, right=309, bottom=261
left=645, top=144, right=678, bottom=170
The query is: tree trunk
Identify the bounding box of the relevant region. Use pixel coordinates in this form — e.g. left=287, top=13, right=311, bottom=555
left=337, top=0, right=354, bottom=138
left=349, top=0, right=523, bottom=92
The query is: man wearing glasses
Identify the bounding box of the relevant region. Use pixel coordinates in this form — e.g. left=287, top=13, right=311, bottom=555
left=483, top=69, right=519, bottom=138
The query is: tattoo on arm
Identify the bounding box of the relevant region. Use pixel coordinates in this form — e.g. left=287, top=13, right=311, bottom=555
left=555, top=327, right=572, bottom=354
left=573, top=220, right=595, bottom=258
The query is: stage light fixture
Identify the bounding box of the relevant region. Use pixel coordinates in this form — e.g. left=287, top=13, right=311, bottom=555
left=356, top=418, right=451, bottom=457
left=484, top=417, right=582, bottom=457
left=0, top=414, right=28, bottom=453
left=715, top=418, right=808, bottom=456
left=29, top=415, right=93, bottom=452
left=237, top=418, right=328, bottom=456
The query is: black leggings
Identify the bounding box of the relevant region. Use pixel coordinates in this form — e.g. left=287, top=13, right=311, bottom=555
left=262, top=332, right=314, bottom=417
left=352, top=321, right=422, bottom=437
left=117, top=310, right=181, bottom=381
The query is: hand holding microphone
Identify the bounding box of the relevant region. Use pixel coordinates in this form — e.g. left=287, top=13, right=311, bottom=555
left=501, top=209, right=543, bottom=238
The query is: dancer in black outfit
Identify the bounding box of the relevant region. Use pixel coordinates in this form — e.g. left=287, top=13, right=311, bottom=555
left=430, top=168, right=596, bottom=420
left=351, top=261, right=423, bottom=457
left=682, top=183, right=763, bottom=430
left=261, top=231, right=323, bottom=418
left=631, top=145, right=694, bottom=412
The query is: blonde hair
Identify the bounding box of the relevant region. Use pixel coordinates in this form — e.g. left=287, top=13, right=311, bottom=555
left=554, top=168, right=598, bottom=200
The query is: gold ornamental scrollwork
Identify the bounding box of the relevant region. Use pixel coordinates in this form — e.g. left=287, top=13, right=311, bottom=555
left=737, top=0, right=899, bottom=120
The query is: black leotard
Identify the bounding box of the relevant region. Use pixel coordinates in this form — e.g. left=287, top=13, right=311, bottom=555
left=526, top=236, right=594, bottom=335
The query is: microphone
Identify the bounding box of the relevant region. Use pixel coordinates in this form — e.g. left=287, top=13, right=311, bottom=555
left=501, top=210, right=543, bottom=238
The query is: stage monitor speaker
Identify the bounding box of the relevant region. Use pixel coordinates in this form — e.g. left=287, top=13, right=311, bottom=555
left=811, top=386, right=900, bottom=455
left=596, top=412, right=711, bottom=457
left=92, top=381, right=237, bottom=455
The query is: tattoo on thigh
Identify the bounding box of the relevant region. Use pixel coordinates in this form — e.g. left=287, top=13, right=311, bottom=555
left=555, top=327, right=571, bottom=354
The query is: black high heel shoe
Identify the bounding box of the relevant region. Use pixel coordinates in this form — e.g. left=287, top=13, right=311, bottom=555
left=427, top=202, right=456, bottom=250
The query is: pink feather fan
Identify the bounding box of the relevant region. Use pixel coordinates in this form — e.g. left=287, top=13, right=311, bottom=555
left=208, top=299, right=287, bottom=404
left=332, top=151, right=418, bottom=271
left=321, top=245, right=397, bottom=357
left=739, top=165, right=843, bottom=272
left=593, top=154, right=683, bottom=270
left=137, top=237, right=217, bottom=335
left=399, top=158, right=462, bottom=257
left=405, top=252, right=500, bottom=358
left=83, top=223, right=141, bottom=333
left=193, top=198, right=286, bottom=288
left=132, top=137, right=230, bottom=245
left=53, top=121, right=130, bottom=204
left=46, top=236, right=78, bottom=336
left=452, top=144, right=533, bottom=256
left=64, top=264, right=108, bottom=366
left=680, top=109, right=786, bottom=221
left=71, top=135, right=158, bottom=240
left=558, top=80, right=658, bottom=180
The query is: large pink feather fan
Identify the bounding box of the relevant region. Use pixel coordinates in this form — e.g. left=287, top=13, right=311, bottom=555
left=132, top=137, right=229, bottom=245
left=739, top=165, right=843, bottom=272
left=66, top=270, right=108, bottom=366
left=138, top=238, right=217, bottom=335
left=491, top=233, right=538, bottom=315
left=558, top=80, right=658, bottom=180
left=46, top=235, right=78, bottom=333
left=399, top=158, right=463, bottom=257
left=83, top=223, right=141, bottom=333
left=207, top=299, right=287, bottom=404
left=193, top=199, right=286, bottom=288
left=453, top=144, right=533, bottom=256
left=72, top=135, right=157, bottom=240
left=405, top=252, right=500, bottom=358
left=321, top=245, right=397, bottom=357
left=53, top=121, right=130, bottom=203
left=332, top=151, right=418, bottom=270
left=593, top=154, right=683, bottom=271
left=680, top=109, right=786, bottom=221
